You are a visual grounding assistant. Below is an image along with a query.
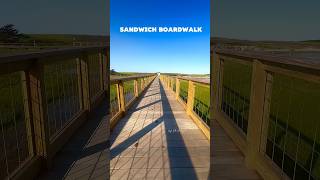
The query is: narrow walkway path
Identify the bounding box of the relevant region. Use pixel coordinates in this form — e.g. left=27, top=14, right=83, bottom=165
left=110, top=78, right=210, bottom=180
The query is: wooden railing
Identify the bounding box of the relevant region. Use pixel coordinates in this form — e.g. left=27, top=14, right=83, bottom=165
left=211, top=49, right=320, bottom=179
left=160, top=75, right=210, bottom=139
left=109, top=74, right=157, bottom=129
left=0, top=45, right=109, bottom=180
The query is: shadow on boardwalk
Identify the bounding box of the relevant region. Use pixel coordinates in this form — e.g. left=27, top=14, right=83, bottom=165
left=110, top=78, right=210, bottom=180
left=38, top=99, right=109, bottom=180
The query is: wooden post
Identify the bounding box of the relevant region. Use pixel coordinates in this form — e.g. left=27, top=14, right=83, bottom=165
left=146, top=77, right=148, bottom=87
left=171, top=78, right=173, bottom=91
left=140, top=79, right=143, bottom=93
left=176, top=78, right=180, bottom=100
left=260, top=73, right=273, bottom=153
left=24, top=62, right=50, bottom=165
left=134, top=79, right=138, bottom=97
left=210, top=53, right=224, bottom=177
left=116, top=84, right=121, bottom=111
left=142, top=78, right=144, bottom=89
left=104, top=48, right=110, bottom=180
left=77, top=55, right=90, bottom=111
left=118, top=81, right=126, bottom=112
left=105, top=49, right=110, bottom=113
left=212, top=53, right=223, bottom=115
left=186, top=80, right=195, bottom=115
left=100, top=51, right=108, bottom=91
left=245, top=60, right=269, bottom=168
left=99, top=52, right=104, bottom=91
left=210, top=52, right=215, bottom=176
left=21, top=71, right=35, bottom=157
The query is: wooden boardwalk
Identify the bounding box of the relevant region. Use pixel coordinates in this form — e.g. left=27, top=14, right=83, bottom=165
left=110, top=78, right=260, bottom=180
left=38, top=77, right=260, bottom=180
left=110, top=78, right=210, bottom=179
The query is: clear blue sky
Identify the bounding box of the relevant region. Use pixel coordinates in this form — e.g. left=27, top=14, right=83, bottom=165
left=212, top=0, right=320, bottom=41
left=110, top=0, right=210, bottom=74
left=0, top=0, right=108, bottom=35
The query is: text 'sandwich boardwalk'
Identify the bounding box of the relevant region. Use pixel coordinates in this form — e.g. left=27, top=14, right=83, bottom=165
left=120, top=26, right=203, bottom=33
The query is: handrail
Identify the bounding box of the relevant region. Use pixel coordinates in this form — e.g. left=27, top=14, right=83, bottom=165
left=0, top=45, right=108, bottom=62
left=176, top=76, right=210, bottom=85
left=110, top=74, right=156, bottom=84
left=215, top=49, right=320, bottom=74
left=0, top=46, right=108, bottom=76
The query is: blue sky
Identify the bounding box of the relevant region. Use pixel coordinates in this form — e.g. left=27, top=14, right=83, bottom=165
left=2, top=0, right=319, bottom=73
left=0, top=0, right=108, bottom=35
left=110, top=0, right=210, bottom=74
left=212, top=0, right=320, bottom=41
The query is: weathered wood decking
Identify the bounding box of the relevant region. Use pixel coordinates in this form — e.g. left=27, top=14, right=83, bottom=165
left=110, top=78, right=260, bottom=180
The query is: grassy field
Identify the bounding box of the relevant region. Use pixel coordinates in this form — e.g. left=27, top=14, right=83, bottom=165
left=0, top=73, right=29, bottom=179
left=266, top=74, right=320, bottom=179
left=110, top=84, right=117, bottom=102
left=194, top=84, right=210, bottom=106
left=222, top=60, right=252, bottom=133
left=194, top=83, right=210, bottom=125
left=0, top=34, right=108, bottom=55
left=179, top=80, right=189, bottom=103
left=110, top=72, right=142, bottom=102
left=109, top=75, right=146, bottom=117
left=177, top=79, right=211, bottom=125
left=123, top=80, right=135, bottom=104
left=110, top=84, right=119, bottom=117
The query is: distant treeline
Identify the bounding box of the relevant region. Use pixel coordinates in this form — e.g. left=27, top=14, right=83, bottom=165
left=0, top=24, right=108, bottom=44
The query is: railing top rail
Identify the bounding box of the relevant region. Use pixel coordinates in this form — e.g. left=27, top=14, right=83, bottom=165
left=177, top=76, right=210, bottom=85
left=215, top=49, right=320, bottom=73
left=162, top=75, right=210, bottom=85
left=110, top=74, right=156, bottom=84
left=0, top=45, right=108, bottom=64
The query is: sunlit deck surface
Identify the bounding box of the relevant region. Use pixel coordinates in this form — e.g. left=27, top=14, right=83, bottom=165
left=110, top=78, right=260, bottom=180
